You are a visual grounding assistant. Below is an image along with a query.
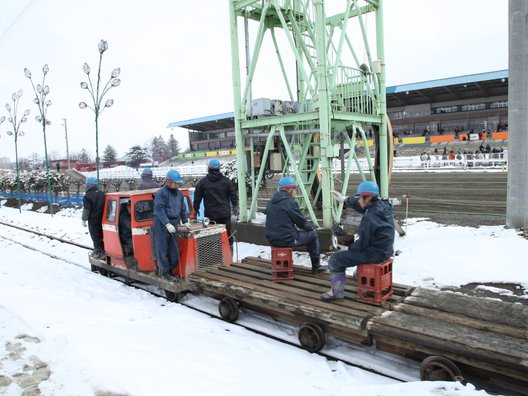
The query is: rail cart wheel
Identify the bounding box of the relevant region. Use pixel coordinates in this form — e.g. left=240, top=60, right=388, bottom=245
left=164, top=290, right=181, bottom=302
left=98, top=268, right=109, bottom=277
left=90, top=264, right=97, bottom=272
left=298, top=323, right=325, bottom=353
left=218, top=297, right=239, bottom=323
left=420, top=356, right=462, bottom=381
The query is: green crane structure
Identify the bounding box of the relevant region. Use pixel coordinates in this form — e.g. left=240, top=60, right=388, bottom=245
left=229, top=0, right=389, bottom=229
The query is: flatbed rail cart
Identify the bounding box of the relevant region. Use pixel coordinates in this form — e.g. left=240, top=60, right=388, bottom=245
left=89, top=190, right=528, bottom=395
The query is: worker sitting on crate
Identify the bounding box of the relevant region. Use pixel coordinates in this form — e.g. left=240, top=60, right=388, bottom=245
left=321, top=181, right=394, bottom=302
left=153, top=169, right=191, bottom=282
left=265, top=176, right=325, bottom=274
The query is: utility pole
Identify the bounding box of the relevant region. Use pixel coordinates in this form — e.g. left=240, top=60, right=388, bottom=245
left=62, top=118, right=70, bottom=169
left=507, top=0, right=528, bottom=228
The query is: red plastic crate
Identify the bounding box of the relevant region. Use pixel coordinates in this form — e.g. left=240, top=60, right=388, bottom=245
left=356, top=258, right=393, bottom=305
left=271, top=247, right=294, bottom=282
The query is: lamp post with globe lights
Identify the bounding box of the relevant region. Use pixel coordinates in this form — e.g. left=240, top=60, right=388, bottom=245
left=25, top=64, right=54, bottom=215
left=79, top=39, right=121, bottom=186
left=3, top=90, right=30, bottom=213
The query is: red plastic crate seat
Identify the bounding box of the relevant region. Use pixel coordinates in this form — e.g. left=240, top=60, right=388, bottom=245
left=271, top=247, right=294, bottom=282
left=356, top=258, right=393, bottom=305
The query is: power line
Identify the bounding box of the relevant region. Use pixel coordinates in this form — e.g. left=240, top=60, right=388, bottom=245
left=0, top=0, right=35, bottom=46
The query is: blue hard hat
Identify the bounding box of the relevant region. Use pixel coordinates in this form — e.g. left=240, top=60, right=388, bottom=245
left=278, top=176, right=297, bottom=190
left=142, top=168, right=153, bottom=175
left=355, top=181, right=379, bottom=197
left=166, top=169, right=183, bottom=184
left=86, top=177, right=97, bottom=185
left=208, top=159, right=221, bottom=169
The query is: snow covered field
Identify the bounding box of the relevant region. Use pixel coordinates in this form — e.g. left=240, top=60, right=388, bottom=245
left=1, top=203, right=527, bottom=395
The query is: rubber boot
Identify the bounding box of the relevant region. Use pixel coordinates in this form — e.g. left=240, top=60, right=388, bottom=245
left=310, top=257, right=327, bottom=274
left=320, top=273, right=346, bottom=302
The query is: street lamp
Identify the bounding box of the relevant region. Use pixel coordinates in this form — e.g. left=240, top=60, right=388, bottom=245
left=25, top=64, right=54, bottom=216
left=79, top=39, right=121, bottom=187
left=3, top=90, right=30, bottom=213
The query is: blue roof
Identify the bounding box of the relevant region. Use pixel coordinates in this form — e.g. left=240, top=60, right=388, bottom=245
left=168, top=70, right=508, bottom=127
left=385, top=69, right=508, bottom=94
left=167, top=111, right=234, bottom=129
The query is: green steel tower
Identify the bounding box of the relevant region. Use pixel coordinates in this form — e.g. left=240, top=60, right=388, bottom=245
left=229, top=0, right=390, bottom=229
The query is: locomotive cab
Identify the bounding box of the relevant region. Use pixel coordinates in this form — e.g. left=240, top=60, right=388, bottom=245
left=101, top=188, right=232, bottom=276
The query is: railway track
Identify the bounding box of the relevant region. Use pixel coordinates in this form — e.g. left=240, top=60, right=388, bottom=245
left=0, top=220, right=416, bottom=383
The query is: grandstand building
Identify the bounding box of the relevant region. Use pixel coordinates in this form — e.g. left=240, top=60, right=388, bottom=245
left=167, top=70, right=508, bottom=156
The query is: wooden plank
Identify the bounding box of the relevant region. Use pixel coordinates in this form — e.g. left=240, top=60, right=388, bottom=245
left=405, top=287, right=528, bottom=329
left=89, top=257, right=192, bottom=293
left=215, top=265, right=385, bottom=315
left=213, top=264, right=398, bottom=313
left=196, top=269, right=372, bottom=320
left=235, top=300, right=370, bottom=343
left=190, top=271, right=370, bottom=330
left=240, top=257, right=413, bottom=298
left=242, top=256, right=414, bottom=296
left=370, top=312, right=528, bottom=367
left=373, top=335, right=528, bottom=385
left=394, top=304, right=526, bottom=340
left=231, top=262, right=405, bottom=306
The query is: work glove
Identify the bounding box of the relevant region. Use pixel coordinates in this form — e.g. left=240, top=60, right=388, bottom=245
left=331, top=190, right=347, bottom=203
left=184, top=222, right=192, bottom=230
left=165, top=223, right=176, bottom=233
left=82, top=220, right=87, bottom=227
left=232, top=206, right=240, bottom=217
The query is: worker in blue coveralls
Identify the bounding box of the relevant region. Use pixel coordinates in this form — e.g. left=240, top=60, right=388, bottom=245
left=153, top=169, right=191, bottom=282
left=321, top=181, right=394, bottom=302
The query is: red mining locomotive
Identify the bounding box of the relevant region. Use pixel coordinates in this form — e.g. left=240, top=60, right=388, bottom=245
left=89, top=188, right=232, bottom=298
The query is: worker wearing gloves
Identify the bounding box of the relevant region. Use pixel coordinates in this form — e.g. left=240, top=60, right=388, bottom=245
left=193, top=159, right=239, bottom=254
left=153, top=169, right=191, bottom=282
left=321, top=181, right=394, bottom=302
left=82, top=177, right=106, bottom=260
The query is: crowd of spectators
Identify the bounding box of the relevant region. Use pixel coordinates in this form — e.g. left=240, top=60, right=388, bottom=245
left=419, top=146, right=508, bottom=168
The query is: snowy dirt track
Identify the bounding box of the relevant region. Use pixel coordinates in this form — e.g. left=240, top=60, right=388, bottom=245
left=2, top=204, right=527, bottom=395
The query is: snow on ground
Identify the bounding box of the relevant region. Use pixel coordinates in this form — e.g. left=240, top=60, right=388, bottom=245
left=1, top=204, right=527, bottom=395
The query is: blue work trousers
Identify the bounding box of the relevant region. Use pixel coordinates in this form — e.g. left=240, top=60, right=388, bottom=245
left=153, top=220, right=180, bottom=274
left=329, top=249, right=387, bottom=274
left=292, top=230, right=320, bottom=258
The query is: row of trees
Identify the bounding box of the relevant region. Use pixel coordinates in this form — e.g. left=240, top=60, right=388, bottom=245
left=100, top=134, right=182, bottom=164
left=125, top=134, right=182, bottom=168
left=96, top=133, right=183, bottom=166
left=0, top=133, right=183, bottom=172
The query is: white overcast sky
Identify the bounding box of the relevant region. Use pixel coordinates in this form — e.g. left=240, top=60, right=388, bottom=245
left=0, top=0, right=507, bottom=161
